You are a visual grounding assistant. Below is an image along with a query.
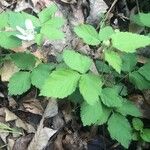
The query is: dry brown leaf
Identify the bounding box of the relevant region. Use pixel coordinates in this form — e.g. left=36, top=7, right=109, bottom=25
left=8, top=138, right=15, bottom=150
left=27, top=127, right=57, bottom=150
left=13, top=134, right=34, bottom=150
left=5, top=108, right=18, bottom=122
left=22, top=99, right=44, bottom=115
left=15, top=118, right=28, bottom=131
left=44, top=99, right=58, bottom=118
left=1, top=61, right=20, bottom=82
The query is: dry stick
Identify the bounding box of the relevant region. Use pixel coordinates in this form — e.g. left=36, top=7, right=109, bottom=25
left=136, top=0, right=140, bottom=13
left=98, top=0, right=118, bottom=29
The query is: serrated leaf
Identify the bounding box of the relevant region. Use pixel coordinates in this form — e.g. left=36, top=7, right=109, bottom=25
left=132, top=118, right=143, bottom=131
left=121, top=53, right=137, bottom=72
left=96, top=105, right=111, bottom=125
left=100, top=87, right=122, bottom=107
left=41, top=25, right=64, bottom=40
left=63, top=50, right=92, bottom=73
left=129, top=71, right=150, bottom=90
left=8, top=71, right=31, bottom=95
left=140, top=129, right=150, bottom=142
left=111, top=32, right=150, bottom=53
left=99, top=26, right=114, bottom=41
left=11, top=52, right=36, bottom=70
left=116, top=99, right=142, bottom=117
left=44, top=17, right=64, bottom=28
left=31, top=63, right=55, bottom=89
left=0, top=12, right=8, bottom=29
left=38, top=4, right=57, bottom=23
left=79, top=73, right=102, bottom=105
left=0, top=32, right=22, bottom=49
left=74, top=24, right=100, bottom=45
left=107, top=113, right=132, bottom=148
left=131, top=13, right=150, bottom=27
left=138, top=62, right=150, bottom=81
left=80, top=101, right=102, bottom=126
left=105, top=50, right=122, bottom=73
left=40, top=69, right=80, bottom=98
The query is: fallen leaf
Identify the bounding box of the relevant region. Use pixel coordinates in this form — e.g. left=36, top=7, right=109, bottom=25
left=5, top=108, right=18, bottom=122
left=13, top=134, right=34, bottom=150
left=22, top=98, right=44, bottom=115
left=1, top=61, right=19, bottom=82
left=27, top=127, right=57, bottom=150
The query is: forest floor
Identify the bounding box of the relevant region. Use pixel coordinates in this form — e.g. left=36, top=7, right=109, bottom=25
left=0, top=0, right=150, bottom=150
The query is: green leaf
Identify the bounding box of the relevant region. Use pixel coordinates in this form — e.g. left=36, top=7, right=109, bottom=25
left=63, top=50, right=92, bottom=73
left=140, top=129, right=150, bottom=142
left=138, top=62, right=150, bottom=81
left=132, top=118, right=144, bottom=131
left=40, top=69, right=80, bottom=98
left=80, top=101, right=102, bottom=126
left=0, top=32, right=22, bottom=49
left=121, top=53, right=137, bottom=72
left=0, top=12, right=8, bottom=29
left=116, top=99, right=142, bottom=117
left=79, top=73, right=102, bottom=105
left=131, top=13, right=150, bottom=27
left=8, top=12, right=25, bottom=28
left=95, top=60, right=111, bottom=73
left=11, top=52, right=36, bottom=70
left=44, top=17, right=64, bottom=28
left=8, top=71, right=31, bottom=95
left=111, top=32, right=150, bottom=53
left=41, top=25, right=64, bottom=40
left=96, top=106, right=111, bottom=125
left=38, top=4, right=58, bottom=23
left=107, top=113, right=132, bottom=148
left=99, top=26, right=114, bottom=41
left=100, top=87, right=122, bottom=107
left=74, top=24, right=100, bottom=45
left=113, top=84, right=128, bottom=96
left=35, top=34, right=43, bottom=45
left=105, top=50, right=122, bottom=73
left=22, top=12, right=41, bottom=27
left=31, top=63, right=55, bottom=89
left=129, top=71, right=150, bottom=90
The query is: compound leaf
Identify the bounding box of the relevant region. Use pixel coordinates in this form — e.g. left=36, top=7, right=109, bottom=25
left=11, top=52, right=36, bottom=70
left=74, top=24, right=100, bottom=45
left=40, top=69, right=80, bottom=98
left=108, top=113, right=132, bottom=148
left=8, top=71, right=31, bottom=95
left=63, top=50, right=92, bottom=73
left=79, top=73, right=102, bottom=105
left=105, top=50, right=122, bottom=73
left=80, top=101, right=102, bottom=126
left=111, top=32, right=150, bottom=53
left=100, top=87, right=122, bottom=107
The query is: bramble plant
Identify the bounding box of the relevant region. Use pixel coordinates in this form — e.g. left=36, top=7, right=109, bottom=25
left=0, top=5, right=150, bottom=149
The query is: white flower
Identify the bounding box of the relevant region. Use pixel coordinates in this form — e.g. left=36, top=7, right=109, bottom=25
left=15, top=19, right=35, bottom=41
